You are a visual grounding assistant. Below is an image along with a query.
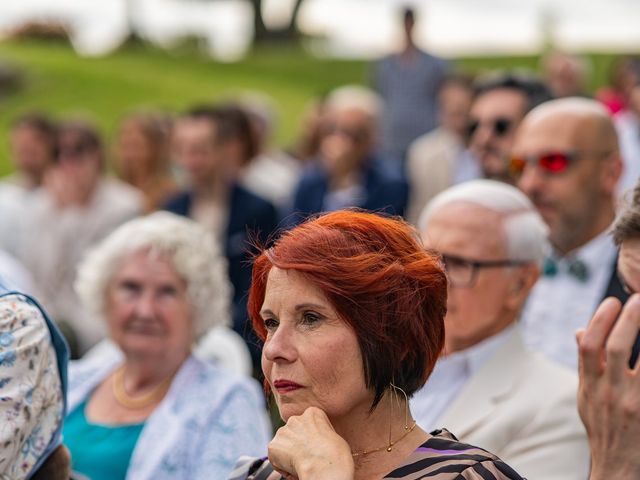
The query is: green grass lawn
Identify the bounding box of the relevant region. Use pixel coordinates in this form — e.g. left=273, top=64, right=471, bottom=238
left=0, top=40, right=368, bottom=174
left=0, top=38, right=628, bottom=175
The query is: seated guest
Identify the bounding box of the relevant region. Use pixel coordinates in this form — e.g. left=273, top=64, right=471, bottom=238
left=0, top=112, right=57, bottom=256
left=576, top=179, right=640, bottom=480
left=468, top=73, right=551, bottom=184
left=0, top=280, right=69, bottom=480
left=5, top=112, right=57, bottom=190
left=231, top=210, right=524, bottom=479
left=513, top=98, right=634, bottom=369
left=64, top=212, right=271, bottom=480
left=114, top=111, right=178, bottom=213
left=541, top=51, right=590, bottom=99
left=413, top=180, right=589, bottom=479
left=405, top=74, right=474, bottom=224
left=165, top=104, right=278, bottom=367
left=289, top=86, right=408, bottom=225
left=16, top=120, right=143, bottom=356
left=236, top=93, right=302, bottom=213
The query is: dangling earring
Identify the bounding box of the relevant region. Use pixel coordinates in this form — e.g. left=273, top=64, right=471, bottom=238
left=389, top=382, right=411, bottom=431
left=351, top=381, right=417, bottom=457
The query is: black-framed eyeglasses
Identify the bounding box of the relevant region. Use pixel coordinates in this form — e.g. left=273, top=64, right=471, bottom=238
left=467, top=117, right=514, bottom=138
left=441, top=253, right=530, bottom=288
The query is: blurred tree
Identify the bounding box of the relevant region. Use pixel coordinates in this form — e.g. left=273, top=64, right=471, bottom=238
left=122, top=0, right=305, bottom=47
left=250, top=0, right=305, bottom=44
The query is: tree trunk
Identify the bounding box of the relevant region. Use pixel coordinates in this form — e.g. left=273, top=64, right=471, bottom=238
left=250, top=0, right=269, bottom=43
left=285, top=0, right=304, bottom=36
left=251, top=0, right=304, bottom=45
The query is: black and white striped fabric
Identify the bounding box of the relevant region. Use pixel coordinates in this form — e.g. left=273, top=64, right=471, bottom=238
left=227, top=429, right=525, bottom=480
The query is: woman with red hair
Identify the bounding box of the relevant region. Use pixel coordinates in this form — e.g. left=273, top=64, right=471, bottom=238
left=229, top=210, right=524, bottom=479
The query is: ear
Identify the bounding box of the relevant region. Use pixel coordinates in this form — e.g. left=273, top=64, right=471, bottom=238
left=506, top=263, right=540, bottom=310
left=601, top=152, right=623, bottom=195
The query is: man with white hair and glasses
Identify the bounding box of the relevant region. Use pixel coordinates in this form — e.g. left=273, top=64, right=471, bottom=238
left=412, top=179, right=589, bottom=480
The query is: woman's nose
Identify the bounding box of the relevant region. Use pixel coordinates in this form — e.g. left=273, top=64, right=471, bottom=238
left=133, top=291, right=156, bottom=319
left=262, top=324, right=297, bottom=363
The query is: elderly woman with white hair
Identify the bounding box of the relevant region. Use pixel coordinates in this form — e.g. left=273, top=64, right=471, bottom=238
left=62, top=212, right=271, bottom=480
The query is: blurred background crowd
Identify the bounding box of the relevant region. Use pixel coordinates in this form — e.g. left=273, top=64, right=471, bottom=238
left=2, top=1, right=640, bottom=479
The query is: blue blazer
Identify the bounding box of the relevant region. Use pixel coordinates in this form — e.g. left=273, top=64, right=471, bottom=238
left=288, top=155, right=409, bottom=225
left=164, top=184, right=278, bottom=361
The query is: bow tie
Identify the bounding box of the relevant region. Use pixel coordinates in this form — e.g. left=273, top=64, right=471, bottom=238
left=543, top=256, right=590, bottom=283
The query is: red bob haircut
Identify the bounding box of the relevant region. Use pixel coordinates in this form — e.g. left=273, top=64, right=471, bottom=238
left=248, top=210, right=447, bottom=408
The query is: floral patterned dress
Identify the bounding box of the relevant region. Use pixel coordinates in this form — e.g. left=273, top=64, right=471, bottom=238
left=0, top=291, right=67, bottom=479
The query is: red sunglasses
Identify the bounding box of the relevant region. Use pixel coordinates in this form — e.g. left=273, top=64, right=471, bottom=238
left=510, top=150, right=613, bottom=177
left=510, top=151, right=575, bottom=176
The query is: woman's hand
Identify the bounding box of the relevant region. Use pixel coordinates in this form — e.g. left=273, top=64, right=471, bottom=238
left=268, top=406, right=354, bottom=480
left=576, top=295, right=640, bottom=480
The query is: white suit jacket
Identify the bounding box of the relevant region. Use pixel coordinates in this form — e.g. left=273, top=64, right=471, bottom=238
left=436, top=328, right=589, bottom=480
left=405, top=128, right=458, bottom=225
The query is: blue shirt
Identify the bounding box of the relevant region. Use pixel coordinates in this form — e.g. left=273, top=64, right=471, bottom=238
left=64, top=399, right=144, bottom=480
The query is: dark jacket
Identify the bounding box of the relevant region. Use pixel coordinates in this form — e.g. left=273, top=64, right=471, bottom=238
left=288, top=155, right=409, bottom=226
left=164, top=184, right=278, bottom=363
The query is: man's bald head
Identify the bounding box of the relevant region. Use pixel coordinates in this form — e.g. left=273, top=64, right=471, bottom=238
left=519, top=97, right=618, bottom=153
left=513, top=97, right=622, bottom=254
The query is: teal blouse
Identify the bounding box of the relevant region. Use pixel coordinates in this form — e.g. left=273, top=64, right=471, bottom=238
left=63, top=400, right=145, bottom=480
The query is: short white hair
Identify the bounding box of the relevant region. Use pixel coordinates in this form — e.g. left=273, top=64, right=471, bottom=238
left=325, top=85, right=382, bottom=121
left=418, top=180, right=550, bottom=266
left=75, top=212, right=231, bottom=338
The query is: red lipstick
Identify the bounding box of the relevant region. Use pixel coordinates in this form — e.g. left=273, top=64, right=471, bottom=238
left=273, top=380, right=302, bottom=393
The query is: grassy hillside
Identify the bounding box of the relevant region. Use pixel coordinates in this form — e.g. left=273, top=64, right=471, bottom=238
left=0, top=40, right=367, bottom=174
left=0, top=39, right=627, bottom=174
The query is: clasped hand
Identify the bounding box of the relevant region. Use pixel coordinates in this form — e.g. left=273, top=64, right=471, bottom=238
left=268, top=407, right=354, bottom=480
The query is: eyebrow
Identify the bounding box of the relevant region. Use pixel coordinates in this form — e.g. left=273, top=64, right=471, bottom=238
left=260, top=303, right=327, bottom=317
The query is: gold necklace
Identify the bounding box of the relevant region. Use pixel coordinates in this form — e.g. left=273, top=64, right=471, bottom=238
left=351, top=420, right=417, bottom=457
left=111, top=366, right=173, bottom=410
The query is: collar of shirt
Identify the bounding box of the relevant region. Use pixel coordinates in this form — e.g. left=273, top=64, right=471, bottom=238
left=411, top=325, right=517, bottom=432
left=440, top=323, right=516, bottom=377
left=427, top=324, right=517, bottom=393
left=521, top=227, right=617, bottom=369
left=551, top=227, right=615, bottom=277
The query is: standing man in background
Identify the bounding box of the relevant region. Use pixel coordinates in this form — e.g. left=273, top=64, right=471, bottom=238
left=373, top=6, right=448, bottom=169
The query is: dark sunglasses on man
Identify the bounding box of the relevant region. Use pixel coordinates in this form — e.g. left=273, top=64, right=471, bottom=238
left=467, top=117, right=513, bottom=138
left=509, top=150, right=612, bottom=178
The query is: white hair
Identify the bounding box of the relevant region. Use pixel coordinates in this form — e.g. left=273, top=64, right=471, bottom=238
left=75, top=211, right=231, bottom=338
left=324, top=85, right=382, bottom=121
left=418, top=180, right=550, bottom=266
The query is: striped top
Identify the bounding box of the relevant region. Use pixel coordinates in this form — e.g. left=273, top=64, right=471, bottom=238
left=228, top=429, right=524, bottom=480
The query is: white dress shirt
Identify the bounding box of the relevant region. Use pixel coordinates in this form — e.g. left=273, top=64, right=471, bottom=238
left=411, top=324, right=516, bottom=432
left=520, top=230, right=617, bottom=369
left=615, top=110, right=640, bottom=197
left=453, top=149, right=482, bottom=185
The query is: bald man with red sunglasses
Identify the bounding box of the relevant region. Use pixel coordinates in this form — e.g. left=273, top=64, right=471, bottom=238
left=513, top=97, right=640, bottom=371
